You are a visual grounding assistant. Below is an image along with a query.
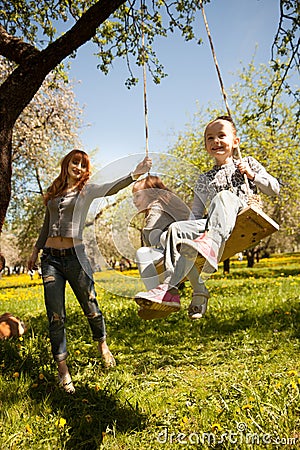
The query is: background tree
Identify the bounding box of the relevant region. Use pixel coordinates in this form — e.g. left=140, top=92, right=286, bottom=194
left=93, top=192, right=144, bottom=266
left=0, top=0, right=299, bottom=236
left=0, top=57, right=83, bottom=261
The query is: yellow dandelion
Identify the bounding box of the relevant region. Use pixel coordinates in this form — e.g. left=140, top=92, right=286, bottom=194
left=290, top=381, right=298, bottom=390
left=25, top=424, right=33, bottom=434
left=242, top=404, right=254, bottom=410
left=55, top=417, right=67, bottom=428
left=211, top=423, right=222, bottom=432
left=248, top=396, right=255, bottom=402
left=19, top=336, right=23, bottom=341
left=75, top=350, right=81, bottom=356
left=13, top=372, right=19, bottom=378
left=287, top=370, right=298, bottom=376
left=95, top=385, right=101, bottom=391
left=39, top=373, right=45, bottom=380
left=285, top=311, right=291, bottom=315
left=275, top=382, right=282, bottom=389
left=182, top=416, right=189, bottom=424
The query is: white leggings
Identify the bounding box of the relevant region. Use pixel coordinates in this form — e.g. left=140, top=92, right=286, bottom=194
left=135, top=247, right=164, bottom=290
left=135, top=246, right=204, bottom=293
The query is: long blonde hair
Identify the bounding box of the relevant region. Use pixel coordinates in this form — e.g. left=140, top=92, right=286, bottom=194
left=44, top=149, right=91, bottom=204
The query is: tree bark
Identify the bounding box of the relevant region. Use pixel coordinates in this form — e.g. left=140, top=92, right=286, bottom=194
left=0, top=0, right=126, bottom=233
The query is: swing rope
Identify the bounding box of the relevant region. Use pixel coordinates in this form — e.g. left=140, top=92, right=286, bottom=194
left=199, top=0, right=254, bottom=200
left=141, top=1, right=149, bottom=158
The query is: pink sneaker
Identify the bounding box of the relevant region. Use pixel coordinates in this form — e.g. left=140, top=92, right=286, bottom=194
left=181, top=234, right=218, bottom=271
left=135, top=284, right=181, bottom=312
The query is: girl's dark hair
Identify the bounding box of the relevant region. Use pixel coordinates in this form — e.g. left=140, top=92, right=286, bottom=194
left=44, top=149, right=91, bottom=204
left=133, top=175, right=190, bottom=220
left=133, top=175, right=172, bottom=206
left=204, top=115, right=237, bottom=139
left=133, top=175, right=171, bottom=194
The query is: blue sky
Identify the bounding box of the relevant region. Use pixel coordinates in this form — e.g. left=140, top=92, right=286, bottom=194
left=68, top=0, right=279, bottom=170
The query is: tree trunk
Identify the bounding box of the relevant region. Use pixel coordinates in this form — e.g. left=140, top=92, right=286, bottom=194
left=0, top=126, right=12, bottom=233
left=223, top=258, right=230, bottom=274
left=246, top=250, right=255, bottom=268
left=0, top=0, right=126, bottom=233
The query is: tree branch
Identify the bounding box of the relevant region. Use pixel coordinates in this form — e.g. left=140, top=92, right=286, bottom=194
left=40, top=0, right=127, bottom=71
left=0, top=25, right=40, bottom=64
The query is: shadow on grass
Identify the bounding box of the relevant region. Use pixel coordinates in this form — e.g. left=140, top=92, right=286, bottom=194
left=0, top=312, right=147, bottom=450
left=0, top=378, right=146, bottom=450
left=30, top=383, right=146, bottom=450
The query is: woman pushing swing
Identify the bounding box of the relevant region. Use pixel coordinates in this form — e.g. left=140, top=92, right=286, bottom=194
left=28, top=150, right=151, bottom=393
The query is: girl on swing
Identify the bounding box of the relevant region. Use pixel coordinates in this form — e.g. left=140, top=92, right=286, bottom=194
left=28, top=149, right=151, bottom=393
left=135, top=115, right=280, bottom=319
left=132, top=175, right=190, bottom=319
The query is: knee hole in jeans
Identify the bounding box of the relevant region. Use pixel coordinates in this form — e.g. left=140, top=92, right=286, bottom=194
left=87, top=312, right=99, bottom=319
left=51, top=312, right=65, bottom=325
left=43, top=275, right=55, bottom=283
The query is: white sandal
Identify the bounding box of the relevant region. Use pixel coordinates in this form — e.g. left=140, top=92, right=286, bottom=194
left=58, top=372, right=75, bottom=394
left=188, top=292, right=210, bottom=320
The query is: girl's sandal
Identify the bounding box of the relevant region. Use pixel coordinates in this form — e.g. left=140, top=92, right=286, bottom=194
left=58, top=372, right=75, bottom=394
left=188, top=292, right=210, bottom=320
left=101, top=351, right=116, bottom=369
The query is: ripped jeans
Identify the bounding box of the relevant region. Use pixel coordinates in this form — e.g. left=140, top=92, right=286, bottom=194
left=41, top=244, right=106, bottom=362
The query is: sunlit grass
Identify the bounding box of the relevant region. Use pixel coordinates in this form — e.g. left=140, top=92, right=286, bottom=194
left=0, top=253, right=299, bottom=449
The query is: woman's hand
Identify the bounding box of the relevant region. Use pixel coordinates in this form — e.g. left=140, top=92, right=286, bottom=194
left=237, top=161, right=255, bottom=180
left=132, top=156, right=152, bottom=179
left=28, top=248, right=39, bottom=271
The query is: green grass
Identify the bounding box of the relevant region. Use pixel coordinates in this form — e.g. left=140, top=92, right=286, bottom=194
left=0, top=254, right=299, bottom=449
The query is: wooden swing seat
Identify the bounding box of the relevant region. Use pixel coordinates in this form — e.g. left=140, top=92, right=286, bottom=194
left=219, top=203, right=279, bottom=262
left=156, top=204, right=279, bottom=275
